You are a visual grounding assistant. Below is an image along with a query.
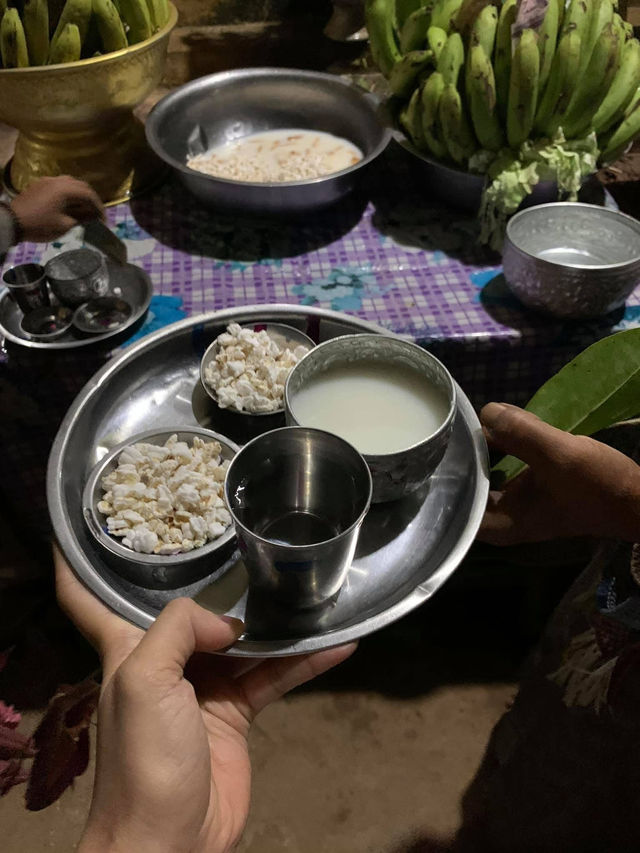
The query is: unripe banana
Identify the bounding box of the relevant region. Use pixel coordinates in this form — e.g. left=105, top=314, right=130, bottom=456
left=365, top=0, right=402, bottom=77
left=0, top=0, right=6, bottom=18
left=23, top=0, right=49, bottom=66
left=494, top=0, right=517, bottom=120
left=561, top=21, right=621, bottom=137
left=438, top=81, right=477, bottom=164
left=538, top=0, right=559, bottom=92
left=534, top=29, right=581, bottom=136
left=560, top=0, right=590, bottom=41
left=1, top=8, right=29, bottom=68
left=578, top=0, right=613, bottom=80
left=507, top=29, right=540, bottom=149
left=467, top=43, right=504, bottom=151
left=437, top=31, right=464, bottom=85
left=399, top=4, right=431, bottom=53
left=399, top=84, right=427, bottom=148
left=427, top=25, right=447, bottom=61
left=389, top=48, right=434, bottom=96
left=51, top=0, right=91, bottom=47
left=593, top=37, right=640, bottom=134
left=119, top=0, right=152, bottom=43
left=469, top=4, right=498, bottom=60
left=600, top=92, right=640, bottom=163
left=145, top=0, right=166, bottom=31
left=430, top=0, right=463, bottom=33
left=92, top=0, right=127, bottom=52
left=420, top=70, right=448, bottom=158
left=48, top=21, right=81, bottom=63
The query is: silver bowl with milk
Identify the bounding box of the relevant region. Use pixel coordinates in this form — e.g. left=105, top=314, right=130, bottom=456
left=284, top=334, right=456, bottom=503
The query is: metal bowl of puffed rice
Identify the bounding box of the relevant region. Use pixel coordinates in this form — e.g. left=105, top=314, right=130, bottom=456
left=82, top=427, right=240, bottom=589
left=145, top=67, right=390, bottom=215
left=199, top=322, right=315, bottom=441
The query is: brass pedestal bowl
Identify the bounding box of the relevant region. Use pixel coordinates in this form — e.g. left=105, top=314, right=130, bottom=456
left=0, top=4, right=177, bottom=205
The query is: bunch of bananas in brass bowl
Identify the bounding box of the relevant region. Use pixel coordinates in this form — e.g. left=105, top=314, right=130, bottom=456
left=0, top=0, right=177, bottom=204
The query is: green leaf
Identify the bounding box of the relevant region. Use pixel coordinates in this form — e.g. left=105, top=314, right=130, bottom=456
left=492, top=328, right=640, bottom=483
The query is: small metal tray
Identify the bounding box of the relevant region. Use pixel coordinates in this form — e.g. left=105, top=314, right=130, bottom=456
left=48, top=305, right=489, bottom=657
left=0, top=260, right=152, bottom=349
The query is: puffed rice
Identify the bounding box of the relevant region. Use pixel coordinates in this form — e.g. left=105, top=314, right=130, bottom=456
left=204, top=322, right=310, bottom=413
left=98, top=434, right=232, bottom=555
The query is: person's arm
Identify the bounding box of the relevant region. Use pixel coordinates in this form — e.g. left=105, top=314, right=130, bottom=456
left=54, top=548, right=355, bottom=853
left=1, top=175, right=103, bottom=254
left=480, top=403, right=640, bottom=546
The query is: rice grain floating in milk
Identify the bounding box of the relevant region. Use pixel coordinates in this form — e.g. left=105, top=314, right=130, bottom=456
left=187, top=129, right=363, bottom=183
left=289, top=363, right=450, bottom=456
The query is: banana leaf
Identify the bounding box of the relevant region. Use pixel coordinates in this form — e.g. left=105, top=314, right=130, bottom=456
left=492, top=328, right=640, bottom=484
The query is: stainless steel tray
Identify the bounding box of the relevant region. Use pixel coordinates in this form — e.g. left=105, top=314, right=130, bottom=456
left=48, top=305, right=489, bottom=657
left=0, top=260, right=152, bottom=349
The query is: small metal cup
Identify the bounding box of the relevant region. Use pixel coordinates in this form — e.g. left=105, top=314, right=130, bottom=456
left=45, top=249, right=109, bottom=307
left=225, top=426, right=372, bottom=609
left=2, top=263, right=50, bottom=314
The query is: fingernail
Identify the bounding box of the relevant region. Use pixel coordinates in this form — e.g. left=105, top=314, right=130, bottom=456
left=219, top=615, right=245, bottom=632
left=481, top=402, right=508, bottom=430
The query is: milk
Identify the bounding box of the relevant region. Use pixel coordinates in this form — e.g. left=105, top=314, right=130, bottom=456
left=290, top=363, right=450, bottom=455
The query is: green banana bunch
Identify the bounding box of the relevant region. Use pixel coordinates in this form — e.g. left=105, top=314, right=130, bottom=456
left=561, top=0, right=591, bottom=41
left=507, top=29, right=540, bottom=149
left=51, top=0, right=91, bottom=48
left=1, top=8, right=29, bottom=67
left=430, top=0, right=463, bottom=33
left=421, top=70, right=448, bottom=158
left=562, top=21, right=621, bottom=138
left=538, top=0, right=560, bottom=93
left=399, top=4, right=431, bottom=54
left=48, top=21, right=81, bottom=63
left=437, top=31, right=464, bottom=85
left=0, top=0, right=6, bottom=19
left=593, top=37, right=640, bottom=134
left=469, top=4, right=498, bottom=60
left=93, top=0, right=127, bottom=52
left=534, top=28, right=582, bottom=136
left=438, top=81, right=477, bottom=164
left=399, top=84, right=427, bottom=148
left=365, top=0, right=402, bottom=77
left=600, top=87, right=640, bottom=162
left=389, top=48, right=434, bottom=96
left=494, top=0, right=517, bottom=120
left=467, top=43, right=504, bottom=151
left=22, top=0, right=49, bottom=66
left=427, top=25, right=447, bottom=61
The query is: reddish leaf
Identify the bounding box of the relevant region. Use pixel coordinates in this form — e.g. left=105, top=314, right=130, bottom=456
left=0, top=758, right=31, bottom=796
left=0, top=700, right=21, bottom=729
left=25, top=679, right=99, bottom=811
left=0, top=725, right=34, bottom=759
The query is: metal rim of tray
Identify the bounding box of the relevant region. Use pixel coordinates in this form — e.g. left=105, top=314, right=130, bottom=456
left=48, top=304, right=489, bottom=657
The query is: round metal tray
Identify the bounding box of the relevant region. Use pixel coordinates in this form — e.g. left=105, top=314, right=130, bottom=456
left=48, top=305, right=489, bottom=657
left=0, top=260, right=152, bottom=349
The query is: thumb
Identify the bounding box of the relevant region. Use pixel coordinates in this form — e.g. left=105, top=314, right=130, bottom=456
left=481, top=402, right=572, bottom=469
left=127, top=599, right=244, bottom=684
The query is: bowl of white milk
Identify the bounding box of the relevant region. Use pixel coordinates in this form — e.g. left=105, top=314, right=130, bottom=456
left=284, top=334, right=456, bottom=503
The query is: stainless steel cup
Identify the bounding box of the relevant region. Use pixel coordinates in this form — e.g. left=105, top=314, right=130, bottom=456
left=45, top=249, right=109, bottom=307
left=225, top=426, right=372, bottom=609
left=2, top=263, right=50, bottom=314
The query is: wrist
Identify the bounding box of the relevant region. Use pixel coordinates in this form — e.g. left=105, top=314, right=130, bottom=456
left=1, top=201, right=24, bottom=246
left=79, top=821, right=181, bottom=853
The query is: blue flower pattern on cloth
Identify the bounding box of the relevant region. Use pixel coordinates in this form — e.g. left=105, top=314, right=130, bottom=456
left=120, top=296, right=187, bottom=348
left=292, top=266, right=383, bottom=312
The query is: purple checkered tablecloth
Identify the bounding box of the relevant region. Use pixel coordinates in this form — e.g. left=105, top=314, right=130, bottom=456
left=1, top=144, right=639, bottom=544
